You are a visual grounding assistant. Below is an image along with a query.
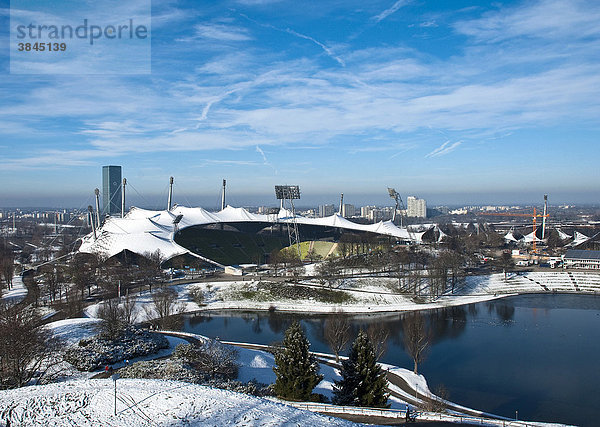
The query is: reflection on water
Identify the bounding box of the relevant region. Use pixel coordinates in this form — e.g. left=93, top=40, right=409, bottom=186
left=180, top=294, right=600, bottom=426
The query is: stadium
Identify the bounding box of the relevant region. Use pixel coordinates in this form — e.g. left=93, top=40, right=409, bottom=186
left=78, top=204, right=426, bottom=267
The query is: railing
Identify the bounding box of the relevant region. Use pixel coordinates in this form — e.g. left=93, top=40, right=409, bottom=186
left=282, top=401, right=406, bottom=418
left=282, top=401, right=554, bottom=427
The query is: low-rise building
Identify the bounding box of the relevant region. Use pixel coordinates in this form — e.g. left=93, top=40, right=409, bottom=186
left=563, top=249, right=600, bottom=269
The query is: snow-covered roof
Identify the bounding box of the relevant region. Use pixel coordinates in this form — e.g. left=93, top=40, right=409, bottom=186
left=79, top=205, right=423, bottom=264
left=556, top=228, right=572, bottom=241
left=566, top=231, right=590, bottom=248
left=521, top=231, right=545, bottom=244
left=504, top=231, right=519, bottom=242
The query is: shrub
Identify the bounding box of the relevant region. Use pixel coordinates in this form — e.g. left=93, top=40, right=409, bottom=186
left=189, top=287, right=205, bottom=306
left=174, top=339, right=239, bottom=380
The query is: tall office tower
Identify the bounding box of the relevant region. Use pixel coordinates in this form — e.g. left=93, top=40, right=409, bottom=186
left=341, top=203, right=355, bottom=218
left=361, top=205, right=375, bottom=218
left=318, top=204, right=335, bottom=218
left=406, top=196, right=427, bottom=218
left=368, top=208, right=383, bottom=223
left=102, top=165, right=122, bottom=216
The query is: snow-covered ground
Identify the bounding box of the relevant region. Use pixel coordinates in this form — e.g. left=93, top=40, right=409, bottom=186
left=83, top=271, right=600, bottom=320
left=26, top=314, right=564, bottom=425
left=8, top=318, right=360, bottom=425
left=0, top=379, right=357, bottom=426
left=43, top=318, right=349, bottom=404
left=1, top=275, right=27, bottom=303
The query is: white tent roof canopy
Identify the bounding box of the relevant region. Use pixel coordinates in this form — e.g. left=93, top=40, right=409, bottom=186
left=79, top=205, right=424, bottom=265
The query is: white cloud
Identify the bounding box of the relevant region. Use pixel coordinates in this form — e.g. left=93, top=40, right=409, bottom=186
left=372, top=0, right=410, bottom=23
left=426, top=140, right=462, bottom=158
left=182, top=23, right=252, bottom=42
left=284, top=28, right=345, bottom=67
left=2, top=0, right=600, bottom=171
left=454, top=0, right=600, bottom=42
left=235, top=0, right=283, bottom=5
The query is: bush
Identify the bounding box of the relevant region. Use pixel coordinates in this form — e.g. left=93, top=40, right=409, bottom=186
left=63, top=325, right=169, bottom=371
left=119, top=357, right=271, bottom=396
left=119, top=358, right=205, bottom=383
left=174, top=339, right=239, bottom=380
left=189, top=287, right=205, bottom=306
left=229, top=282, right=356, bottom=304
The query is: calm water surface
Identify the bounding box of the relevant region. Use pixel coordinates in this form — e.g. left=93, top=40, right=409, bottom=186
left=179, top=294, right=600, bottom=426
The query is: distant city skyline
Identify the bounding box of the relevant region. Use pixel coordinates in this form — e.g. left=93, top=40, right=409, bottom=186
left=1, top=186, right=598, bottom=210
left=1, top=0, right=599, bottom=207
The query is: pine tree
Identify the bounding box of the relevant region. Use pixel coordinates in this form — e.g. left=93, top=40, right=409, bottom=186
left=333, top=330, right=389, bottom=408
left=273, top=321, right=323, bottom=401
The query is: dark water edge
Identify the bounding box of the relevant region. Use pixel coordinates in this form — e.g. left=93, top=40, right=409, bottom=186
left=178, top=294, right=600, bottom=426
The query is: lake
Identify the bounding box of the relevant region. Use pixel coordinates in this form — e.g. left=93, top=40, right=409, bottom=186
left=179, top=294, right=600, bottom=426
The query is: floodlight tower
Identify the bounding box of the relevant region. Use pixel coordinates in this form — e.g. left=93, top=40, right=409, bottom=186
left=388, top=187, right=415, bottom=243
left=388, top=188, right=404, bottom=226
left=275, top=185, right=302, bottom=259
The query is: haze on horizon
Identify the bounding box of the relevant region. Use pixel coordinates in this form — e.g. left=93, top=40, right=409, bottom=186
left=1, top=0, right=599, bottom=207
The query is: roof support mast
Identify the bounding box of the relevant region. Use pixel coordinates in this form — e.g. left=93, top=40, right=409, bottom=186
left=121, top=178, right=127, bottom=218
left=167, top=177, right=174, bottom=211
left=339, top=193, right=344, bottom=215
left=88, top=205, right=97, bottom=240
left=94, top=188, right=101, bottom=229
left=221, top=179, right=226, bottom=211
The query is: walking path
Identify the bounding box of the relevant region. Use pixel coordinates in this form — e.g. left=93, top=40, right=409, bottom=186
left=164, top=333, right=548, bottom=425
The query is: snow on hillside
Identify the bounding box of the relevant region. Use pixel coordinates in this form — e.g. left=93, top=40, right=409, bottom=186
left=0, top=379, right=358, bottom=426
left=82, top=271, right=600, bottom=320
left=1, top=275, right=27, bottom=303
left=45, top=317, right=102, bottom=346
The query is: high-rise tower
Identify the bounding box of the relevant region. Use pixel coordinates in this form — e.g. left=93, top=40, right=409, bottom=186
left=102, top=165, right=122, bottom=216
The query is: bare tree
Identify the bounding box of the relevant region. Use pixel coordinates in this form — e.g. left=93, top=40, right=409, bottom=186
left=424, top=384, right=450, bottom=412
left=402, top=311, right=430, bottom=374
left=96, top=298, right=125, bottom=339
left=305, top=248, right=322, bottom=263
left=121, top=294, right=138, bottom=324
left=138, top=250, right=164, bottom=293
left=324, top=309, right=351, bottom=363
left=69, top=254, right=95, bottom=301
left=498, top=252, right=514, bottom=281
left=366, top=322, right=390, bottom=360
left=316, top=260, right=341, bottom=287
left=269, top=249, right=283, bottom=277
left=0, top=302, right=60, bottom=389
left=0, top=244, right=15, bottom=292
left=147, top=286, right=181, bottom=328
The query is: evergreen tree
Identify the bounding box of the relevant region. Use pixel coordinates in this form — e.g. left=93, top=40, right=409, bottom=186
left=273, top=321, right=323, bottom=400
left=333, top=330, right=389, bottom=408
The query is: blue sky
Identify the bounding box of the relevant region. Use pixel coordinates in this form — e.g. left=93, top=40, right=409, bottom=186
left=1, top=0, right=599, bottom=208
